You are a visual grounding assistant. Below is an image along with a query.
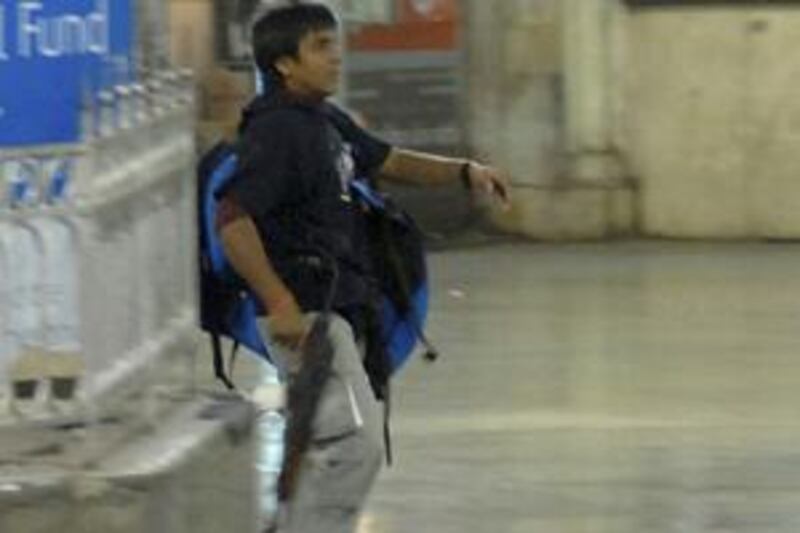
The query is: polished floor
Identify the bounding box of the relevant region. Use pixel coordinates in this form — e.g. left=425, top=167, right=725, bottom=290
left=348, top=241, right=800, bottom=533
left=241, top=241, right=800, bottom=532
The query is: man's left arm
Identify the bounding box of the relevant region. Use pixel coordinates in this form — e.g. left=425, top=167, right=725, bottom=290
left=377, top=148, right=511, bottom=208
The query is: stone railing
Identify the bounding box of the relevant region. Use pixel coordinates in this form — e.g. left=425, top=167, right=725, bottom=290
left=0, top=70, right=199, bottom=427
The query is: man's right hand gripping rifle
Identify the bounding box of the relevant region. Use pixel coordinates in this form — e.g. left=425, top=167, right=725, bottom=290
left=218, top=198, right=334, bottom=502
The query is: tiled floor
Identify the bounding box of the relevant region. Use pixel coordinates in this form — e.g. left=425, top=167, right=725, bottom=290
left=351, top=241, right=800, bottom=533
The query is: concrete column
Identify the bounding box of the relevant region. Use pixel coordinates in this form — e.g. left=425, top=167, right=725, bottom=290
left=462, top=0, right=635, bottom=240
left=561, top=0, right=623, bottom=184
left=137, top=0, right=171, bottom=71
left=463, top=0, right=506, bottom=165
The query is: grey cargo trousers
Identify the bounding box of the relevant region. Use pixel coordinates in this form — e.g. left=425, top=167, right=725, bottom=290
left=259, top=314, right=384, bottom=533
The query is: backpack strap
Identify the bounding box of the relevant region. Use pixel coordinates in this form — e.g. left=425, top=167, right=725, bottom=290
left=349, top=179, right=382, bottom=209
left=211, top=333, right=236, bottom=391
left=382, top=238, right=439, bottom=363
left=351, top=179, right=440, bottom=365
left=383, top=383, right=393, bottom=465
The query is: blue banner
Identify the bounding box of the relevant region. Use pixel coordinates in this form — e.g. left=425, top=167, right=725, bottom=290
left=0, top=0, right=134, bottom=147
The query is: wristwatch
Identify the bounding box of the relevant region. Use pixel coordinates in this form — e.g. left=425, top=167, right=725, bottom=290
left=460, top=161, right=472, bottom=191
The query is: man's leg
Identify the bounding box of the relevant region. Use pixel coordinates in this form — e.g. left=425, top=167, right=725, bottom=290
left=260, top=314, right=384, bottom=533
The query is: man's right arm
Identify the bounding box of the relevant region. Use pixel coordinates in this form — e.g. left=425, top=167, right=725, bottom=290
left=218, top=202, right=308, bottom=350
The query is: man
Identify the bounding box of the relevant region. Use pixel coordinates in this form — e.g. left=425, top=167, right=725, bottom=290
left=217, top=3, right=510, bottom=532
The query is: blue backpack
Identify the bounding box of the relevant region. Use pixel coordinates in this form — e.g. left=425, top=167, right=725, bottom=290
left=197, top=141, right=436, bottom=390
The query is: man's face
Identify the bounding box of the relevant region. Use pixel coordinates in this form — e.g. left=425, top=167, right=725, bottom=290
left=278, top=29, right=341, bottom=98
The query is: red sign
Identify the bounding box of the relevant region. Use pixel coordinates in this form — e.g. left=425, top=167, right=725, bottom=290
left=397, top=0, right=458, bottom=23
left=348, top=0, right=460, bottom=51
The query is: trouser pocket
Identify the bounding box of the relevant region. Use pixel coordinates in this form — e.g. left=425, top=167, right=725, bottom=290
left=310, top=373, right=362, bottom=440
left=259, top=314, right=363, bottom=440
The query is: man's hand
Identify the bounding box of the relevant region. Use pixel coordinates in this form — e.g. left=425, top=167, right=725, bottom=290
left=219, top=212, right=309, bottom=351
left=266, top=295, right=309, bottom=351
left=467, top=162, right=512, bottom=210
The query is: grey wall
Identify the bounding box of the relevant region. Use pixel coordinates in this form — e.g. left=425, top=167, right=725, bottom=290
left=623, top=7, right=800, bottom=238
left=465, top=0, right=563, bottom=187
left=465, top=0, right=633, bottom=240
left=465, top=0, right=800, bottom=240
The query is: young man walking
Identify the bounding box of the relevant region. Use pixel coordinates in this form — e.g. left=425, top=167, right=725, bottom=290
left=216, top=3, right=510, bottom=532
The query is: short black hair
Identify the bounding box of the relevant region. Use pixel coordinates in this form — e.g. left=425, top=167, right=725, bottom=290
left=251, top=3, right=338, bottom=82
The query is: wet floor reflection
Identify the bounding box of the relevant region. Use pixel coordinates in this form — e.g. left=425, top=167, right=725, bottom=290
left=355, top=242, right=800, bottom=533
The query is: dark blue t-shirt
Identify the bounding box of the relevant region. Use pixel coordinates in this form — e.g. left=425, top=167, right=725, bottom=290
left=223, top=91, right=391, bottom=313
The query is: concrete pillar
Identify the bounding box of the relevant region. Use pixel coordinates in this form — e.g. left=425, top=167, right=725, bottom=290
left=137, top=0, right=171, bottom=71
left=463, top=0, right=506, bottom=166
left=561, top=0, right=623, bottom=185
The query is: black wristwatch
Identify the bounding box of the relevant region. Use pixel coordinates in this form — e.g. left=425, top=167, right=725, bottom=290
left=460, top=161, right=472, bottom=191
